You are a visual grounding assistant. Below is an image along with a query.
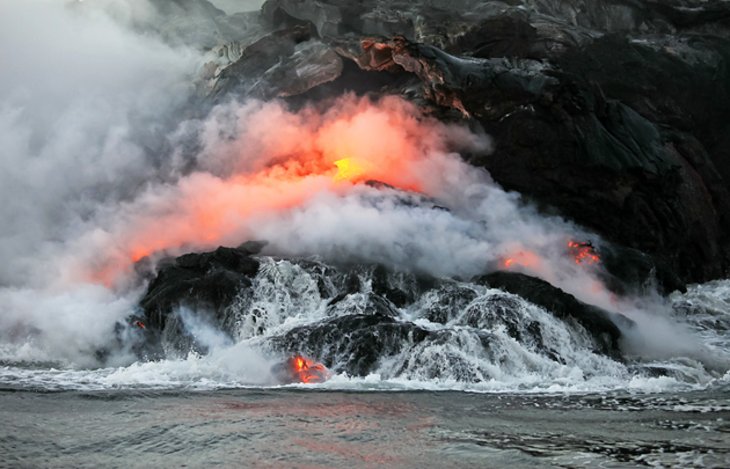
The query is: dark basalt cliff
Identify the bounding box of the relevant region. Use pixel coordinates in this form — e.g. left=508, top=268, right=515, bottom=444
left=200, top=0, right=730, bottom=289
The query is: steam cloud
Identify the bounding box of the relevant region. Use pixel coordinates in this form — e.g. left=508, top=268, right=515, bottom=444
left=0, top=0, right=200, bottom=287
left=0, top=0, right=201, bottom=363
left=0, top=0, right=724, bottom=374
left=61, top=94, right=604, bottom=296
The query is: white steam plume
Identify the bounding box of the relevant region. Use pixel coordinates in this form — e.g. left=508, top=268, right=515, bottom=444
left=0, top=0, right=203, bottom=364
left=0, top=0, right=201, bottom=287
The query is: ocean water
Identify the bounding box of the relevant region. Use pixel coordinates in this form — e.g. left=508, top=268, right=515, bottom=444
left=2, top=388, right=729, bottom=468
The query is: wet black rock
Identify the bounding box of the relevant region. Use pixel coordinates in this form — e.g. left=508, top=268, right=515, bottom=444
left=477, top=271, right=633, bottom=358
left=131, top=244, right=632, bottom=375
left=269, top=312, right=431, bottom=376
left=343, top=264, right=433, bottom=308
left=419, top=283, right=480, bottom=325
left=140, top=245, right=261, bottom=333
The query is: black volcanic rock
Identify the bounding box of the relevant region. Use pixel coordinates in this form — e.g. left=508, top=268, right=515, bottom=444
left=476, top=271, right=632, bottom=358
left=140, top=245, right=261, bottom=333
left=269, top=312, right=431, bottom=376
left=130, top=245, right=634, bottom=374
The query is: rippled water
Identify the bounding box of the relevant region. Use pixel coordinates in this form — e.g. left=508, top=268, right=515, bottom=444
left=2, top=388, right=729, bottom=468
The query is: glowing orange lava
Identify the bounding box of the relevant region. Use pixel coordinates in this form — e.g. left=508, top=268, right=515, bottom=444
left=334, top=157, right=369, bottom=182
left=289, top=354, right=330, bottom=384
left=567, top=240, right=600, bottom=265
left=501, top=250, right=541, bottom=270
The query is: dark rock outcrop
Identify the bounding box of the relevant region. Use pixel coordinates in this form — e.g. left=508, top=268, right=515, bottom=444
left=140, top=243, right=262, bottom=333
left=130, top=245, right=630, bottom=374
left=269, top=312, right=431, bottom=376
left=476, top=271, right=633, bottom=357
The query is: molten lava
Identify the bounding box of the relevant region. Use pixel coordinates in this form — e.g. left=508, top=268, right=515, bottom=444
left=288, top=354, right=331, bottom=384
left=568, top=240, right=600, bottom=265
left=501, top=250, right=541, bottom=270
left=334, top=157, right=369, bottom=182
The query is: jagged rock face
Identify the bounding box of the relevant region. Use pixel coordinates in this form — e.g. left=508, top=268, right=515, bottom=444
left=209, top=25, right=344, bottom=100
left=262, top=0, right=730, bottom=50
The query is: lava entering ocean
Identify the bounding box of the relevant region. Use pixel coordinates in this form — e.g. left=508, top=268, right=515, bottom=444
left=270, top=354, right=331, bottom=384
left=288, top=355, right=331, bottom=384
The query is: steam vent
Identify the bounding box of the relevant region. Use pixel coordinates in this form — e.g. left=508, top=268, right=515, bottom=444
left=2, top=1, right=730, bottom=467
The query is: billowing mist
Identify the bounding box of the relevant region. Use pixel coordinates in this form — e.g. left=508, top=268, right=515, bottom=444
left=0, top=0, right=201, bottom=287
left=0, top=0, right=202, bottom=363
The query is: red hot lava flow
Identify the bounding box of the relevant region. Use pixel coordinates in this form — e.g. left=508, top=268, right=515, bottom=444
left=567, top=240, right=600, bottom=265
left=288, top=354, right=331, bottom=384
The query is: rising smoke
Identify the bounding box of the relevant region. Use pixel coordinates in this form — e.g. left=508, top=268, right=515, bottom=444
left=0, top=0, right=201, bottom=287
left=0, top=0, right=202, bottom=363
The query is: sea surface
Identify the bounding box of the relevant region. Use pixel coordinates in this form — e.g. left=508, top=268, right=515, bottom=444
left=2, top=387, right=729, bottom=468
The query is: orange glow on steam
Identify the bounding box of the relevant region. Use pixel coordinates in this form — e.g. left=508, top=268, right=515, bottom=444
left=80, top=96, right=440, bottom=287
left=501, top=250, right=541, bottom=270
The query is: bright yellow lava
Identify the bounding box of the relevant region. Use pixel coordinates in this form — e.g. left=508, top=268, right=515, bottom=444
left=334, top=157, right=367, bottom=182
